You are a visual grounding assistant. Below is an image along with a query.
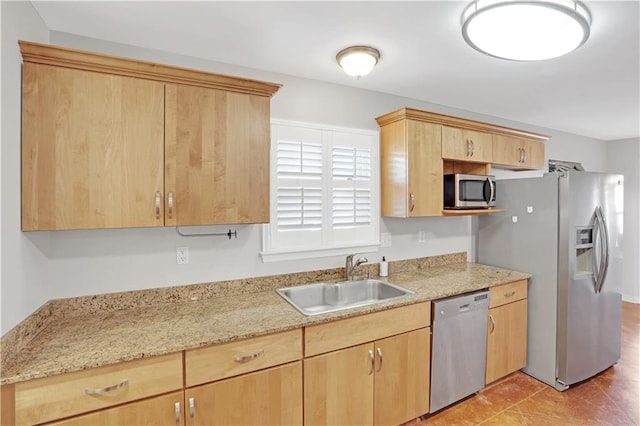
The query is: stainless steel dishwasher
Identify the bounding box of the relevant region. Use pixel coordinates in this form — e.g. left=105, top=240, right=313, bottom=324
left=429, top=290, right=490, bottom=413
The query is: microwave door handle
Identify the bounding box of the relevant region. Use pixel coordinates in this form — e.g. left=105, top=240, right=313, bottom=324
left=485, top=177, right=495, bottom=205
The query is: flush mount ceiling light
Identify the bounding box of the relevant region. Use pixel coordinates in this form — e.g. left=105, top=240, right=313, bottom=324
left=336, top=46, right=380, bottom=78
left=461, top=0, right=591, bottom=61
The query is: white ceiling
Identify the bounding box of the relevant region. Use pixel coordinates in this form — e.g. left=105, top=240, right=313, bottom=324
left=31, top=1, right=640, bottom=141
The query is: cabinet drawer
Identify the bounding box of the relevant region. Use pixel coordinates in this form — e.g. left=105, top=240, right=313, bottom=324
left=48, top=391, right=184, bottom=426
left=185, top=329, right=302, bottom=387
left=489, top=280, right=527, bottom=308
left=14, top=353, right=182, bottom=425
left=305, top=302, right=430, bottom=357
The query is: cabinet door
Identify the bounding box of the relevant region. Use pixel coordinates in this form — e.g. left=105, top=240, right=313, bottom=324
left=492, top=135, right=545, bottom=170
left=165, top=84, right=270, bottom=226
left=524, top=140, right=545, bottom=169
left=186, top=362, right=302, bottom=426
left=48, top=391, right=183, bottom=426
left=486, top=299, right=528, bottom=384
left=407, top=121, right=443, bottom=216
left=22, top=63, right=165, bottom=230
left=304, top=343, right=374, bottom=425
left=374, top=328, right=430, bottom=426
left=442, top=126, right=492, bottom=163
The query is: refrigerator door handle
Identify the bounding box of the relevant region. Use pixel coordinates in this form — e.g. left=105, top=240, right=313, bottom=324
left=592, top=209, right=604, bottom=293
left=595, top=206, right=610, bottom=293
left=593, top=206, right=609, bottom=293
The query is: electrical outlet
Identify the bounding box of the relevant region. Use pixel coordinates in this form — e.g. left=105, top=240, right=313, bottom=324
left=176, top=246, right=189, bottom=265
left=418, top=230, right=426, bottom=243
left=381, top=232, right=392, bottom=247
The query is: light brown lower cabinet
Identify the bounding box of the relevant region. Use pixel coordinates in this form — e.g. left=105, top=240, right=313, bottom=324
left=304, top=327, right=430, bottom=426
left=485, top=281, right=528, bottom=384
left=48, top=391, right=184, bottom=426
left=185, top=361, right=303, bottom=426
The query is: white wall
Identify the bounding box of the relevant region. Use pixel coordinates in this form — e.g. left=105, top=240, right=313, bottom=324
left=0, top=2, right=51, bottom=334
left=0, top=22, right=612, bottom=333
left=606, top=138, right=640, bottom=302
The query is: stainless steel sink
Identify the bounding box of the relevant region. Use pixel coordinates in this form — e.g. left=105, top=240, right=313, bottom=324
left=276, top=279, right=415, bottom=316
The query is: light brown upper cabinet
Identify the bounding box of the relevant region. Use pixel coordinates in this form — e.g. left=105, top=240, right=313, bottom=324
left=442, top=126, right=493, bottom=163
left=21, top=63, right=166, bottom=230
left=380, top=118, right=443, bottom=217
left=376, top=108, right=548, bottom=217
left=492, top=135, right=545, bottom=170
left=164, top=84, right=270, bottom=226
left=20, top=41, right=280, bottom=231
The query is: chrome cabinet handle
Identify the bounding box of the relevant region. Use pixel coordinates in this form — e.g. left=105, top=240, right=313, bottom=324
left=84, top=379, right=129, bottom=395
left=234, top=350, right=264, bottom=363
left=155, top=191, right=161, bottom=219
left=470, top=139, right=475, bottom=157
left=167, top=191, right=174, bottom=219
left=376, top=347, right=383, bottom=372
left=504, top=291, right=516, bottom=298
left=465, top=139, right=471, bottom=157
left=175, top=402, right=181, bottom=425
left=489, top=314, right=496, bottom=333
left=522, top=148, right=527, bottom=163
left=189, top=397, right=195, bottom=426
left=409, top=193, right=415, bottom=212
left=368, top=349, right=375, bottom=375
left=518, top=147, right=525, bottom=163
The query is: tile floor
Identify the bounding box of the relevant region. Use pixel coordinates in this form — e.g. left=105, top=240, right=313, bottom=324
left=410, top=302, right=639, bottom=425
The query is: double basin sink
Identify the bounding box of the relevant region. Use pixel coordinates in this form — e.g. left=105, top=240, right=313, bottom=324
left=276, top=279, right=415, bottom=316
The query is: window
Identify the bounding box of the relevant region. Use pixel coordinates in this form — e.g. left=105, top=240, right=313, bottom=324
left=261, top=120, right=379, bottom=262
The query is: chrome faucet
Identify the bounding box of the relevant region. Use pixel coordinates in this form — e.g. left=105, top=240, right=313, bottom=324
left=345, top=254, right=369, bottom=281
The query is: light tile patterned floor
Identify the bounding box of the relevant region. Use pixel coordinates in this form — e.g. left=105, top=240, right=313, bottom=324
left=409, top=302, right=639, bottom=426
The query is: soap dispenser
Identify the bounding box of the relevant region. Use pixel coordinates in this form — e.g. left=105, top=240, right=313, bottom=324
left=379, top=256, right=388, bottom=277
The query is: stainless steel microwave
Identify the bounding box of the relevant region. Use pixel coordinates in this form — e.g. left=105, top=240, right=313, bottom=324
left=444, top=174, right=496, bottom=209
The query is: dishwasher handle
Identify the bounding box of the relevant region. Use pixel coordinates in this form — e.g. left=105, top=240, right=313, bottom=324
left=432, top=291, right=490, bottom=322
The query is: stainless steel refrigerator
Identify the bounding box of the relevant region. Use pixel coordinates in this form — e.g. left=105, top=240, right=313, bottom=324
left=477, top=171, right=624, bottom=391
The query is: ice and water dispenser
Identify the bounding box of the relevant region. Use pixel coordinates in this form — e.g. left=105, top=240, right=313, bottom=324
left=575, top=226, right=594, bottom=275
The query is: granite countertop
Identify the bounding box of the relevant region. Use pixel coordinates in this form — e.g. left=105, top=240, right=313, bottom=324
left=0, top=261, right=529, bottom=385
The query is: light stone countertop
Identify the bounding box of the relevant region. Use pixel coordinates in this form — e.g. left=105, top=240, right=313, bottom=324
left=0, top=261, right=529, bottom=385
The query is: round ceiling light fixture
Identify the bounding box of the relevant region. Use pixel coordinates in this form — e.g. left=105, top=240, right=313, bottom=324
left=336, top=46, right=380, bottom=78
left=461, top=0, right=591, bottom=61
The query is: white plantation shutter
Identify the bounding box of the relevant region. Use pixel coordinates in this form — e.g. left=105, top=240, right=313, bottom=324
left=263, top=121, right=379, bottom=260
left=332, top=188, right=371, bottom=227
left=275, top=140, right=323, bottom=230
left=332, top=146, right=372, bottom=181
left=331, top=145, right=372, bottom=227
left=276, top=141, right=322, bottom=178
left=277, top=187, right=322, bottom=229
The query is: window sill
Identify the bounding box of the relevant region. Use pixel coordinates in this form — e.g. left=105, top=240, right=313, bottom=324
left=260, top=243, right=380, bottom=263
